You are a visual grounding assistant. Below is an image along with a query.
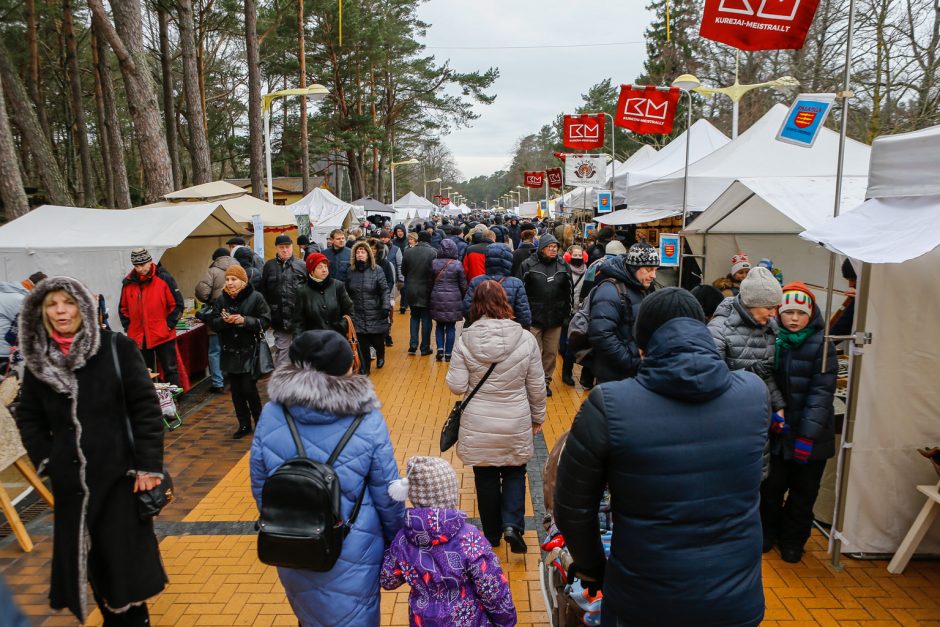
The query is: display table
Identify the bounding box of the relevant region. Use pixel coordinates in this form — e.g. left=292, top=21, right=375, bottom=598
left=176, top=323, right=209, bottom=387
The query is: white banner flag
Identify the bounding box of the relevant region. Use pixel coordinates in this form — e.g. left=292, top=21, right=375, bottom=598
left=565, top=155, right=606, bottom=187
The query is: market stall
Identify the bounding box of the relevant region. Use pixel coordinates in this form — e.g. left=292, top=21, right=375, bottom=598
left=292, top=187, right=364, bottom=221
left=393, top=191, right=438, bottom=219
left=309, top=207, right=357, bottom=249
left=801, top=123, right=940, bottom=556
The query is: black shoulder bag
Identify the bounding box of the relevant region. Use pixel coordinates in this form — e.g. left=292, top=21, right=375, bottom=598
left=440, top=362, right=497, bottom=452
left=110, top=333, right=174, bottom=520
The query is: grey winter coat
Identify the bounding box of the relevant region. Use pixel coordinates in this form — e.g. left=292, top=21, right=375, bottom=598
left=446, top=317, right=546, bottom=467
left=708, top=296, right=786, bottom=411
left=0, top=282, right=27, bottom=359
left=402, top=242, right=438, bottom=308
left=194, top=255, right=237, bottom=304
left=429, top=239, right=468, bottom=323
left=346, top=243, right=391, bottom=335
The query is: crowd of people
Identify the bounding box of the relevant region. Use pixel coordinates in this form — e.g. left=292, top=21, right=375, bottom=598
left=2, top=208, right=849, bottom=626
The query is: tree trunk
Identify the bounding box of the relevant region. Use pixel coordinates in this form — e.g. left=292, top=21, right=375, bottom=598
left=158, top=6, right=182, bottom=189
left=0, top=75, right=29, bottom=219
left=25, top=0, right=51, bottom=144
left=93, top=22, right=132, bottom=208
left=244, top=0, right=264, bottom=198
left=63, top=0, right=97, bottom=205
left=298, top=0, right=310, bottom=194
left=88, top=0, right=173, bottom=203
left=90, top=27, right=114, bottom=207
left=0, top=43, right=73, bottom=206
left=178, top=0, right=212, bottom=184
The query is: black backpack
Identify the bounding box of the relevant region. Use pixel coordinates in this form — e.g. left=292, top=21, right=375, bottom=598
left=257, top=408, right=367, bottom=571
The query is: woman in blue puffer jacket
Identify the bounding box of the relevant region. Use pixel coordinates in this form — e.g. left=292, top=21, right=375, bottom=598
left=429, top=238, right=467, bottom=361
left=250, top=330, right=404, bottom=626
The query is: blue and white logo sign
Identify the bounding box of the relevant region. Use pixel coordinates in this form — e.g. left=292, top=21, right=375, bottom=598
left=776, top=93, right=836, bottom=148
left=659, top=233, right=680, bottom=267
left=596, top=191, right=613, bottom=214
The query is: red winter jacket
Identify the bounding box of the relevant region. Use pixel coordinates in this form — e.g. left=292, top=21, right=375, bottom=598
left=119, top=264, right=184, bottom=349
left=462, top=241, right=490, bottom=283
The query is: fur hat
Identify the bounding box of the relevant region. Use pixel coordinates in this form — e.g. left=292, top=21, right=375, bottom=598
left=634, top=287, right=705, bottom=350
left=605, top=240, right=627, bottom=255
left=130, top=248, right=152, bottom=265
left=731, top=253, right=751, bottom=277
left=739, top=267, right=783, bottom=308
left=779, top=281, right=815, bottom=316
left=289, top=330, right=354, bottom=376
left=626, top=242, right=660, bottom=268
left=388, top=456, right=459, bottom=509
left=225, top=264, right=248, bottom=283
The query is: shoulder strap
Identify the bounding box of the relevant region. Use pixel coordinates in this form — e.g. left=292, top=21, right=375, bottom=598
left=327, top=414, right=366, bottom=466
left=433, top=260, right=452, bottom=284
left=110, top=333, right=136, bottom=454
left=282, top=407, right=307, bottom=458
left=461, top=362, right=498, bottom=411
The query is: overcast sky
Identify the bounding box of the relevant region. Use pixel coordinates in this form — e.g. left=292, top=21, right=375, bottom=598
left=416, top=0, right=655, bottom=180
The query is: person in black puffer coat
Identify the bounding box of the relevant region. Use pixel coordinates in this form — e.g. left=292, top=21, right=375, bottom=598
left=233, top=246, right=263, bottom=290
left=206, top=264, right=272, bottom=438
left=346, top=241, right=390, bottom=374
left=586, top=243, right=659, bottom=384
left=291, top=252, right=354, bottom=335
left=763, top=282, right=837, bottom=564
left=510, top=223, right=537, bottom=277
left=260, top=235, right=307, bottom=368
left=402, top=231, right=438, bottom=355
left=370, top=238, right=397, bottom=347
left=555, top=288, right=768, bottom=627
left=463, top=244, right=531, bottom=329
left=516, top=234, right=571, bottom=395
left=447, top=226, right=469, bottom=261
left=429, top=238, right=467, bottom=361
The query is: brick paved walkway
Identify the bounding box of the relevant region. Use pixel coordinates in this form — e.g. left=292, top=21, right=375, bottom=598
left=1, top=316, right=939, bottom=626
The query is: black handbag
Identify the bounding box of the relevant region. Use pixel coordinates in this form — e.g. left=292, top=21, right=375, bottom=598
left=252, top=333, right=275, bottom=379
left=440, top=362, right=497, bottom=452
left=110, top=334, right=174, bottom=520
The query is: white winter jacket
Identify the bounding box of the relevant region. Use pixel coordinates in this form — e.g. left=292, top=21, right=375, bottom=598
left=446, top=316, right=547, bottom=467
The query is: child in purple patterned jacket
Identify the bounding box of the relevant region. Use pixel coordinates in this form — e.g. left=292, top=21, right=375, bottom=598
left=380, top=456, right=517, bottom=627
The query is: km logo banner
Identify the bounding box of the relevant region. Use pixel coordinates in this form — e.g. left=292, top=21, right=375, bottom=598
left=524, top=171, right=545, bottom=188
left=700, top=0, right=821, bottom=51
left=615, top=85, right=680, bottom=135
left=563, top=114, right=606, bottom=150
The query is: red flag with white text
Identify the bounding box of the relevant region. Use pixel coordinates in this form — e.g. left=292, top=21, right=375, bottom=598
left=700, top=0, right=821, bottom=51
left=563, top=114, right=606, bottom=150
left=439, top=197, right=450, bottom=206
left=546, top=167, right=563, bottom=189
left=615, top=85, right=680, bottom=134
left=524, top=171, right=545, bottom=188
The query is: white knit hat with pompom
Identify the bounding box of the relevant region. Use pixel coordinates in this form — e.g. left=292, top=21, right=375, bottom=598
left=388, top=456, right=459, bottom=509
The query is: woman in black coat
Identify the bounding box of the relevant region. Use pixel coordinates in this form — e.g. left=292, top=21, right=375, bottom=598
left=346, top=241, right=390, bottom=374
left=291, top=252, right=354, bottom=335
left=205, top=264, right=271, bottom=438
left=16, top=276, right=166, bottom=624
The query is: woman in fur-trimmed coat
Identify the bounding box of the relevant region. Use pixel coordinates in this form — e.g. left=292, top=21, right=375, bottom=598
left=15, top=276, right=167, bottom=624
left=250, top=330, right=404, bottom=626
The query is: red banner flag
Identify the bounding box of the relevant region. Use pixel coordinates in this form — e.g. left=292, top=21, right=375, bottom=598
left=700, top=0, right=821, bottom=51
left=615, top=85, right=681, bottom=134
left=439, top=197, right=450, bottom=206
left=546, top=167, right=563, bottom=189
left=563, top=113, right=606, bottom=150
left=524, top=171, right=545, bottom=188
left=553, top=152, right=567, bottom=161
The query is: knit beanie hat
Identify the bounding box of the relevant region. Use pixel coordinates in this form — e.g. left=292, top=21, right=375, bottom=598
left=305, top=252, right=329, bottom=274
left=131, top=248, right=152, bottom=265
left=417, top=231, right=432, bottom=243
left=605, top=240, right=627, bottom=255
left=779, top=281, right=815, bottom=316
left=388, top=456, right=459, bottom=510
left=538, top=233, right=559, bottom=251
left=297, top=235, right=310, bottom=246
left=288, top=330, right=354, bottom=376
left=227, top=236, right=247, bottom=246
left=212, top=247, right=230, bottom=261
left=739, top=267, right=783, bottom=308
left=634, top=287, right=705, bottom=350
left=225, top=264, right=248, bottom=283
left=625, top=242, right=660, bottom=268
left=731, top=253, right=751, bottom=276
left=690, top=284, right=725, bottom=319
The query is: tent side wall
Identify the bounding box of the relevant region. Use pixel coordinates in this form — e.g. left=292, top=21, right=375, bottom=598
left=841, top=248, right=940, bottom=554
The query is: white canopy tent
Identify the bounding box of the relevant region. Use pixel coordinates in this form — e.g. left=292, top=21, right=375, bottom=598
left=801, top=124, right=940, bottom=556
left=683, top=176, right=868, bottom=310
left=627, top=104, right=871, bottom=213
left=595, top=207, right=681, bottom=226
left=612, top=119, right=730, bottom=206
left=292, top=187, right=364, bottom=221
left=560, top=158, right=631, bottom=210
left=0, top=204, right=246, bottom=321
left=351, top=196, right=395, bottom=219
left=148, top=180, right=297, bottom=228
left=393, top=191, right=438, bottom=219
left=309, top=207, right=357, bottom=250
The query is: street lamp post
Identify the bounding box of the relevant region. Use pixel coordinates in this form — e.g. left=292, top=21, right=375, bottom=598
left=694, top=55, right=799, bottom=139
left=262, top=85, right=329, bottom=204
left=391, top=158, right=420, bottom=214
left=672, top=74, right=701, bottom=285
left=516, top=185, right=530, bottom=202
left=424, top=177, right=441, bottom=200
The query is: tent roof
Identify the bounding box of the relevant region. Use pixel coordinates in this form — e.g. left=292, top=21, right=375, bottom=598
left=351, top=196, right=395, bottom=215
left=620, top=144, right=659, bottom=169
left=292, top=187, right=361, bottom=221
left=595, top=207, right=679, bottom=226
left=0, top=203, right=246, bottom=251
left=394, top=191, right=437, bottom=210
left=613, top=119, right=730, bottom=204
left=801, top=123, right=940, bottom=263
left=143, top=180, right=297, bottom=227
left=685, top=176, right=868, bottom=235
left=627, top=104, right=871, bottom=213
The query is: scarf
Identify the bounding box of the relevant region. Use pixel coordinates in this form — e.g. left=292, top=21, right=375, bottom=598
left=310, top=275, right=331, bottom=293
left=775, top=326, right=815, bottom=366
left=51, top=330, right=77, bottom=356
